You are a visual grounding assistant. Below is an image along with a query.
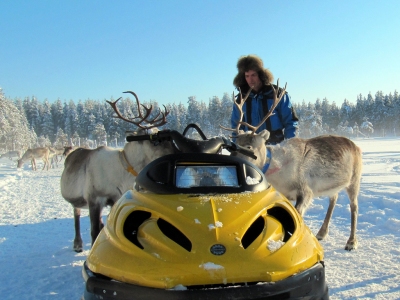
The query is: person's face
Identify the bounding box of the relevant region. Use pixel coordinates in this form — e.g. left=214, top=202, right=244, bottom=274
left=245, top=70, right=262, bottom=92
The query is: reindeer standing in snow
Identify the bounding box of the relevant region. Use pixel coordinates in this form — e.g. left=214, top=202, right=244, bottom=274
left=48, top=147, right=64, bottom=168
left=60, top=92, right=175, bottom=252
left=17, top=147, right=50, bottom=170
left=62, top=146, right=77, bottom=157
left=223, top=81, right=362, bottom=250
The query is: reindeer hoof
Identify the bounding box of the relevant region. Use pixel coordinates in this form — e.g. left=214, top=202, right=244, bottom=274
left=73, top=240, right=83, bottom=252
left=315, top=230, right=328, bottom=241
left=345, top=240, right=358, bottom=251
left=74, top=246, right=83, bottom=253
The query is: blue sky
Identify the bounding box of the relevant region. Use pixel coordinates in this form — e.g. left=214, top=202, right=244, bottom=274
left=1, top=0, right=399, bottom=106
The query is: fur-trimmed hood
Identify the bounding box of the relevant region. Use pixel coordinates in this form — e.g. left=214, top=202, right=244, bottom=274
left=233, top=55, right=274, bottom=92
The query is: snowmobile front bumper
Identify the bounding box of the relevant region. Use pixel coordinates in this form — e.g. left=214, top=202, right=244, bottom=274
left=82, top=261, right=329, bottom=300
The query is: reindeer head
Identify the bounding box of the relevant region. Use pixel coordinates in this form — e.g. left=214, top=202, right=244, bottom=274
left=107, top=91, right=169, bottom=130
left=232, top=129, right=270, bottom=169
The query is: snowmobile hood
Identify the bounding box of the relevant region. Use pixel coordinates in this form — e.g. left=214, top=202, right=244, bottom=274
left=86, top=186, right=323, bottom=289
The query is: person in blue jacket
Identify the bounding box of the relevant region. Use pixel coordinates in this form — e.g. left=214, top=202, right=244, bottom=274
left=231, top=54, right=299, bottom=144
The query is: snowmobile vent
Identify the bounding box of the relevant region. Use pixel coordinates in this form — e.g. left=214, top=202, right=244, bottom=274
left=241, top=216, right=265, bottom=249
left=157, top=218, right=192, bottom=252
left=267, top=206, right=295, bottom=242
left=123, top=210, right=152, bottom=249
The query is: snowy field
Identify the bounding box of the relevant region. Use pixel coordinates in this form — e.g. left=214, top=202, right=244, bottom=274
left=0, top=137, right=399, bottom=300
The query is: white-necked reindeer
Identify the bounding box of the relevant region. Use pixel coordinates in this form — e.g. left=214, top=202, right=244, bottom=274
left=223, top=81, right=362, bottom=250
left=17, top=147, right=50, bottom=170
left=60, top=91, right=175, bottom=252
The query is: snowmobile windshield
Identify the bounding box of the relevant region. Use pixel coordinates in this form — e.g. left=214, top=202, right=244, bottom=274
left=135, top=153, right=268, bottom=194
left=176, top=165, right=239, bottom=188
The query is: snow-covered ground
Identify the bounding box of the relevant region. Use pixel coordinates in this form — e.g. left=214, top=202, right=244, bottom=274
left=0, top=137, right=399, bottom=299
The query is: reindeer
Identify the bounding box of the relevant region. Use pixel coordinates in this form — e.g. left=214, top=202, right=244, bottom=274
left=60, top=91, right=175, bottom=252
left=48, top=147, right=57, bottom=168
left=53, top=147, right=66, bottom=162
left=17, top=147, right=50, bottom=170
left=47, top=147, right=64, bottom=168
left=62, top=146, right=80, bottom=157
left=223, top=80, right=362, bottom=250
left=0, top=150, right=21, bottom=160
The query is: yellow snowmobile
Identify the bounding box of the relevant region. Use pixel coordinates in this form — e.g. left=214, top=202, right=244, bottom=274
left=82, top=125, right=328, bottom=299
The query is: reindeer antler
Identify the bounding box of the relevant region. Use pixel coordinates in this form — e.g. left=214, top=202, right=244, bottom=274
left=219, top=87, right=253, bottom=134
left=223, top=79, right=287, bottom=135
left=239, top=79, right=287, bottom=135
left=106, top=91, right=169, bottom=129
left=123, top=91, right=153, bottom=121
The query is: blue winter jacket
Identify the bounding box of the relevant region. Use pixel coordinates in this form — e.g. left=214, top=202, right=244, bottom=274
left=230, top=86, right=298, bottom=141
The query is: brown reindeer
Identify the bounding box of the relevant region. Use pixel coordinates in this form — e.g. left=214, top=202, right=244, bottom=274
left=17, top=147, right=50, bottom=170
left=47, top=147, right=66, bottom=167
left=53, top=147, right=66, bottom=162
left=224, top=80, right=362, bottom=250
left=62, top=145, right=81, bottom=157
left=60, top=91, right=175, bottom=252
left=48, top=147, right=60, bottom=168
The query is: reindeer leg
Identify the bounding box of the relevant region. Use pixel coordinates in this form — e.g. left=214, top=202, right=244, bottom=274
left=295, top=194, right=307, bottom=216
left=295, top=188, right=313, bottom=217
left=345, top=187, right=359, bottom=251
left=316, top=194, right=338, bottom=240
left=89, top=199, right=104, bottom=246
left=73, top=207, right=83, bottom=252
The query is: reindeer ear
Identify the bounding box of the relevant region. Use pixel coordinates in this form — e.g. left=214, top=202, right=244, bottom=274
left=259, top=129, right=270, bottom=141
left=238, top=129, right=245, bottom=134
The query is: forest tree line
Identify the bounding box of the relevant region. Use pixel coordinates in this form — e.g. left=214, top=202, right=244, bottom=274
left=0, top=87, right=399, bottom=152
